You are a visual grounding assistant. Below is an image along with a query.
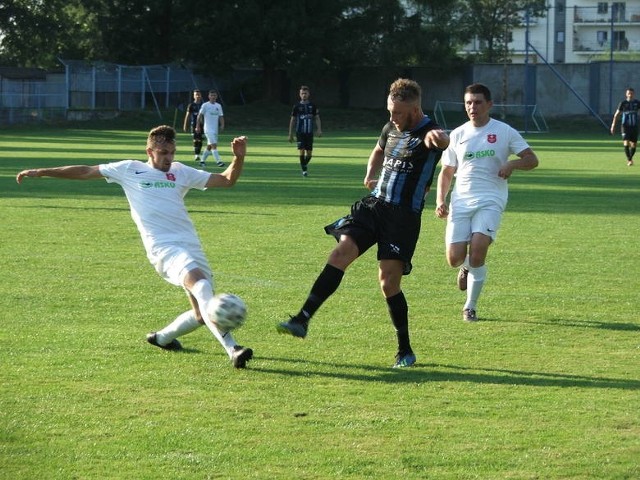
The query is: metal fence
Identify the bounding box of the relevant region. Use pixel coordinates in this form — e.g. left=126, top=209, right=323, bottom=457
left=0, top=61, right=208, bottom=125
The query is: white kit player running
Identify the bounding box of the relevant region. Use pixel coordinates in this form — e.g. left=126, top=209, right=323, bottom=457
left=435, top=83, right=539, bottom=322
left=196, top=89, right=226, bottom=168
left=16, top=125, right=253, bottom=368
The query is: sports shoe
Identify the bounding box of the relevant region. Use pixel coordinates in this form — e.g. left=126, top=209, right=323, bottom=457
left=216, top=161, right=225, bottom=167
left=393, top=351, right=416, bottom=368
left=463, top=308, right=478, bottom=322
left=200, top=161, right=206, bottom=167
left=628, top=160, right=634, bottom=166
left=302, top=171, right=308, bottom=177
left=231, top=345, right=253, bottom=368
left=276, top=316, right=308, bottom=338
left=146, top=332, right=183, bottom=351
left=457, top=267, right=469, bottom=291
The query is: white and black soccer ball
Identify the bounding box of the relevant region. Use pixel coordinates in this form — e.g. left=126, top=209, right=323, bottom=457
left=208, top=293, right=247, bottom=331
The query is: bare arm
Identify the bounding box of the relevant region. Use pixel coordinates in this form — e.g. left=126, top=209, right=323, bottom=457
left=435, top=165, right=456, bottom=218
left=16, top=165, right=103, bottom=184
left=183, top=109, right=190, bottom=132
left=205, top=136, right=247, bottom=188
left=363, top=143, right=384, bottom=190
left=288, top=116, right=295, bottom=142
left=315, top=114, right=322, bottom=137
left=219, top=115, right=225, bottom=133
left=497, top=147, right=539, bottom=179
left=610, top=109, right=621, bottom=135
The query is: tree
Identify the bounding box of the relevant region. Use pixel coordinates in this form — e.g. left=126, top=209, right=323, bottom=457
left=0, top=0, right=103, bottom=67
left=459, top=0, right=547, bottom=63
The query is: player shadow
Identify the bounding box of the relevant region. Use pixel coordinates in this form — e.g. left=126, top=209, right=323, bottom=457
left=250, top=356, right=640, bottom=390
left=480, top=316, right=640, bottom=331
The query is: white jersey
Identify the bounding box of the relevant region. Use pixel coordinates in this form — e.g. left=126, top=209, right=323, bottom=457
left=442, top=117, right=529, bottom=211
left=199, top=101, right=224, bottom=135
left=98, top=160, right=211, bottom=257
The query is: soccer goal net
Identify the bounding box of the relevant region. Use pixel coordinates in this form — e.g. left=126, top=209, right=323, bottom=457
left=433, top=101, right=549, bottom=133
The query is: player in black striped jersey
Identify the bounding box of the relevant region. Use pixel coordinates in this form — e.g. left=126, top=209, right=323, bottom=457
left=610, top=87, right=640, bottom=166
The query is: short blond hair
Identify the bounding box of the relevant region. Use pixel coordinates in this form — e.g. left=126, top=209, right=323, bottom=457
left=388, top=78, right=421, bottom=104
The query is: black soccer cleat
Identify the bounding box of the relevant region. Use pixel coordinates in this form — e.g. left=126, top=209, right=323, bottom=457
left=146, top=332, right=183, bottom=351
left=231, top=345, right=253, bottom=369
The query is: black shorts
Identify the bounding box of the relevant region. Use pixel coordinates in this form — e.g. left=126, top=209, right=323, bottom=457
left=192, top=131, right=203, bottom=141
left=622, top=125, right=638, bottom=142
left=296, top=132, right=314, bottom=151
left=324, top=196, right=421, bottom=275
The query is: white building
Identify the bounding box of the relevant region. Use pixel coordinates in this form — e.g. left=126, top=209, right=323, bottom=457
left=462, top=1, right=640, bottom=64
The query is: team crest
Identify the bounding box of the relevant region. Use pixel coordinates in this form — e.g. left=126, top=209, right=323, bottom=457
left=166, top=173, right=176, bottom=181
left=487, top=134, right=497, bottom=144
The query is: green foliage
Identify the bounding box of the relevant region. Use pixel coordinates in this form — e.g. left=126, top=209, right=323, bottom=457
left=1, top=121, right=639, bottom=478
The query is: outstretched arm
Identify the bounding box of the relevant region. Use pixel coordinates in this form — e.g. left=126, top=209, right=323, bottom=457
left=16, top=165, right=103, bottom=184
left=205, top=136, right=248, bottom=188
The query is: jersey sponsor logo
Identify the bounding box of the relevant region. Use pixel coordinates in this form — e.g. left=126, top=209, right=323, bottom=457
left=383, top=156, right=414, bottom=172
left=166, top=173, right=176, bottom=181
left=135, top=170, right=146, bottom=174
left=487, top=134, right=497, bottom=143
left=139, top=181, right=176, bottom=189
left=464, top=149, right=496, bottom=160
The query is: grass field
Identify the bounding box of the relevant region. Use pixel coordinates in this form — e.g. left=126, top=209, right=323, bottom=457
left=1, top=111, right=639, bottom=479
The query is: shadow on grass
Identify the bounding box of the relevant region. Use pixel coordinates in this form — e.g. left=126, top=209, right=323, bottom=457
left=249, top=356, right=640, bottom=390
left=481, top=317, right=640, bottom=331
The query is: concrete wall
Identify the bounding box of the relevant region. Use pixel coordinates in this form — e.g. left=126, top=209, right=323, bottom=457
left=296, top=61, right=639, bottom=118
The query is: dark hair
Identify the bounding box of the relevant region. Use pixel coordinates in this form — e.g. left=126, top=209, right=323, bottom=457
left=147, top=125, right=176, bottom=148
left=388, top=78, right=421, bottom=104
left=464, top=83, right=492, bottom=101
left=300, top=85, right=310, bottom=91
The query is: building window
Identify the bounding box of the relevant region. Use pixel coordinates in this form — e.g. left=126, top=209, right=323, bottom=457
left=597, top=2, right=608, bottom=14
left=597, top=30, right=608, bottom=46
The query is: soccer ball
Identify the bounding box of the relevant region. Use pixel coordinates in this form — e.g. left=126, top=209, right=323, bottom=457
left=208, top=293, right=247, bottom=331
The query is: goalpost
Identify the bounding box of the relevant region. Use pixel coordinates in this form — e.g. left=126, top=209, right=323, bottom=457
left=433, top=101, right=549, bottom=133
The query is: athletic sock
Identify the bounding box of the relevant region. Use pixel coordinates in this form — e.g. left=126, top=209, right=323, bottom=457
left=297, top=264, right=344, bottom=321
left=304, top=154, right=312, bottom=166
left=155, top=310, right=201, bottom=345
left=213, top=150, right=223, bottom=163
left=630, top=146, right=636, bottom=159
left=201, top=150, right=211, bottom=162
left=625, top=145, right=631, bottom=160
left=190, top=279, right=238, bottom=357
left=386, top=291, right=411, bottom=354
left=464, top=264, right=487, bottom=311
left=299, top=154, right=306, bottom=172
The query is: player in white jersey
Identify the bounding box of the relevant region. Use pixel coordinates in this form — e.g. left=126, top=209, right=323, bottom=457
left=435, top=83, right=539, bottom=322
left=16, top=126, right=253, bottom=368
left=196, top=90, right=225, bottom=168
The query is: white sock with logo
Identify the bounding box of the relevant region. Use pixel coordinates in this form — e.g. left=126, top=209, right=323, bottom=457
left=155, top=310, right=201, bottom=345
left=464, top=264, right=487, bottom=311
left=190, top=279, right=237, bottom=357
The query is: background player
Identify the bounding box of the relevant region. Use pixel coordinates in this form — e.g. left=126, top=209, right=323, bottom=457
left=288, top=85, right=322, bottom=176
left=610, top=87, right=640, bottom=166
left=196, top=89, right=226, bottom=168
left=183, top=89, right=205, bottom=166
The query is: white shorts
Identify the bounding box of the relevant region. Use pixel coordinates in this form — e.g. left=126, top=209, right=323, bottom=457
left=445, top=204, right=503, bottom=245
left=204, top=131, right=219, bottom=146
left=148, top=244, right=213, bottom=287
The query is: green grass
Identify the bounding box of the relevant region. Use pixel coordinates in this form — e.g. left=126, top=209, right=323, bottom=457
left=1, top=120, right=638, bottom=479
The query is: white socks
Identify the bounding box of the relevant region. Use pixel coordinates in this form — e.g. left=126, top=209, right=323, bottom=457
left=213, top=150, right=222, bottom=162
left=201, top=150, right=211, bottom=162
left=464, top=264, right=487, bottom=311
left=155, top=310, right=201, bottom=345
left=190, top=279, right=237, bottom=356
